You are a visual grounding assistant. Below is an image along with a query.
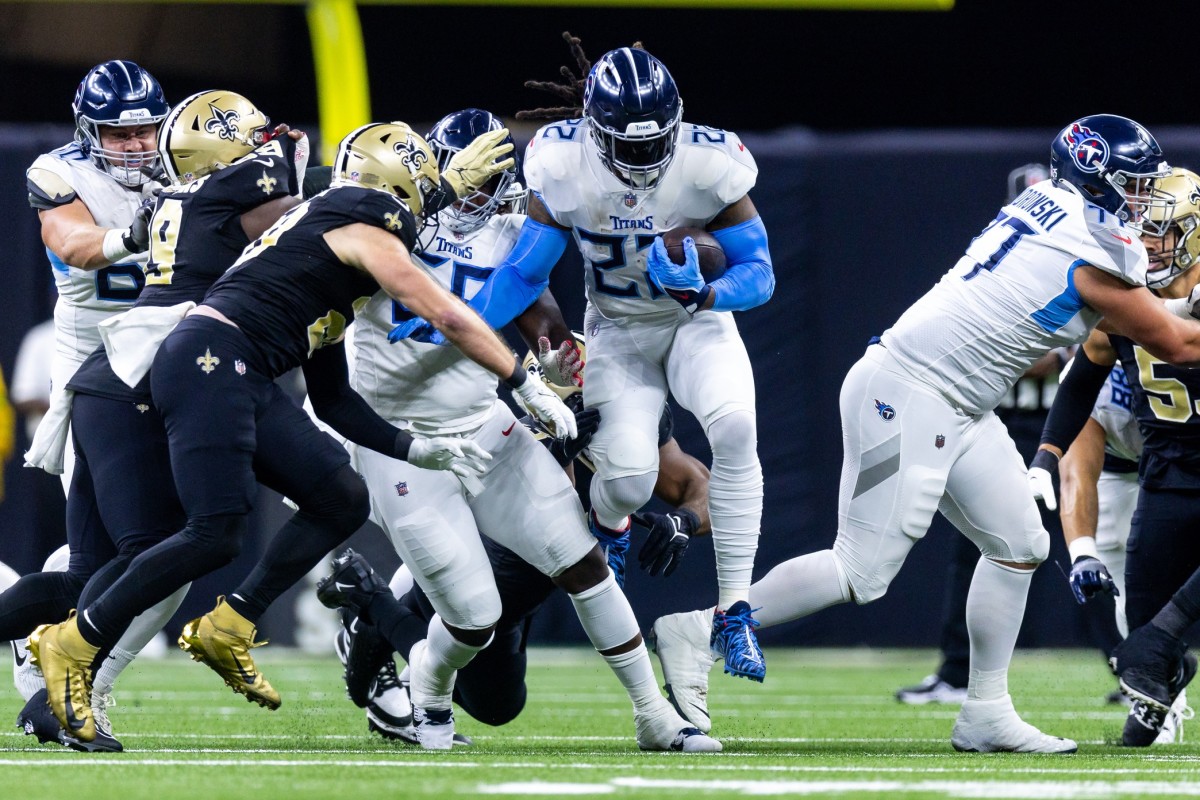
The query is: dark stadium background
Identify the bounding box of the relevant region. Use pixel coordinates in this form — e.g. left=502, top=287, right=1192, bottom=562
left=1, top=0, right=1197, bottom=650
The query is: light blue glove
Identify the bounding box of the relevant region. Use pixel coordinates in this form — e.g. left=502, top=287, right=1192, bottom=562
left=387, top=316, right=447, bottom=346
left=646, top=236, right=704, bottom=293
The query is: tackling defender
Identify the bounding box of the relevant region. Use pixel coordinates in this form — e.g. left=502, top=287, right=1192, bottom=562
left=655, top=114, right=1200, bottom=752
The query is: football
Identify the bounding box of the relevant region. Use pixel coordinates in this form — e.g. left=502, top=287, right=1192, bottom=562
left=661, top=226, right=727, bottom=283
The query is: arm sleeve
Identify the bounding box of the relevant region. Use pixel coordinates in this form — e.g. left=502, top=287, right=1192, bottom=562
left=467, top=218, right=570, bottom=329
left=1039, top=348, right=1112, bottom=452
left=302, top=342, right=413, bottom=460
left=708, top=215, right=775, bottom=312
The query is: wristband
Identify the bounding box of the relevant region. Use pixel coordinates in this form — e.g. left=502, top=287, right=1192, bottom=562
left=503, top=356, right=527, bottom=389
left=393, top=429, right=414, bottom=461
left=102, top=227, right=133, bottom=263
left=1068, top=537, right=1100, bottom=562
left=1030, top=448, right=1060, bottom=472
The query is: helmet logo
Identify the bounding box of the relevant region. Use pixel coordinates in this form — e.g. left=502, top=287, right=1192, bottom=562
left=393, top=136, right=429, bottom=176
left=205, top=104, right=242, bottom=141
left=1190, top=187, right=1200, bottom=207
left=1064, top=123, right=1109, bottom=174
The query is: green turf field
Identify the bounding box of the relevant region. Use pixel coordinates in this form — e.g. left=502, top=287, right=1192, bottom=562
left=1, top=647, right=1196, bottom=799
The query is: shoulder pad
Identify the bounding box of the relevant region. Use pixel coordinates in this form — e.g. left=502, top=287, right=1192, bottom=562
left=1081, top=205, right=1148, bottom=286
left=524, top=123, right=589, bottom=219
left=676, top=125, right=757, bottom=206
left=350, top=188, right=417, bottom=248
left=27, top=165, right=77, bottom=209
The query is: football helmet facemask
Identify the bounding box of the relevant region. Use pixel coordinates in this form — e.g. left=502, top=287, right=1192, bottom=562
left=426, top=109, right=521, bottom=234
left=332, top=122, right=440, bottom=217
left=158, top=90, right=271, bottom=184
left=1049, top=114, right=1172, bottom=235
left=1146, top=168, right=1200, bottom=289
left=583, top=47, right=683, bottom=190
left=72, top=60, right=170, bottom=187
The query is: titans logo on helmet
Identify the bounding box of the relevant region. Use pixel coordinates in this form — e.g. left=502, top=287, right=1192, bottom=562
left=1064, top=123, right=1109, bottom=174
left=874, top=399, right=896, bottom=421
left=204, top=104, right=242, bottom=141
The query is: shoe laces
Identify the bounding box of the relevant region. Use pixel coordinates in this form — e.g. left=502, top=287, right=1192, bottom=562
left=374, top=658, right=401, bottom=695
left=92, top=693, right=115, bottom=736
left=715, top=605, right=762, bottom=636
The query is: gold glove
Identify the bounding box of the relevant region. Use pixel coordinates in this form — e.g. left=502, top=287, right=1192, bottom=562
left=442, top=128, right=516, bottom=199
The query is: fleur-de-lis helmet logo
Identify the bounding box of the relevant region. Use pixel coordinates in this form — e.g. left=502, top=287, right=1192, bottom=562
left=393, top=135, right=429, bottom=176
left=205, top=104, right=242, bottom=142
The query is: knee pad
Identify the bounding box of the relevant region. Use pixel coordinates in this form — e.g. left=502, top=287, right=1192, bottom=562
left=593, top=421, right=659, bottom=477
left=116, top=530, right=175, bottom=559
left=297, top=465, right=371, bottom=534
left=181, top=513, right=248, bottom=567
left=591, top=472, right=657, bottom=521
left=707, top=410, right=758, bottom=458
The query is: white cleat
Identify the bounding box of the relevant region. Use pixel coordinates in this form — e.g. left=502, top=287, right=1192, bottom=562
left=1156, top=689, right=1194, bottom=745
left=11, top=638, right=46, bottom=702
left=636, top=704, right=722, bottom=752
left=412, top=706, right=456, bottom=751
left=649, top=609, right=717, bottom=734
left=951, top=696, right=1077, bottom=753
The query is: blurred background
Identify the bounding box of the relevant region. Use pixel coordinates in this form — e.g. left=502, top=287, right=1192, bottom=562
left=1, top=0, right=1198, bottom=655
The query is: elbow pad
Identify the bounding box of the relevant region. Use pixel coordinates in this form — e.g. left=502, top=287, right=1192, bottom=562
left=469, top=218, right=569, bottom=329
left=709, top=216, right=774, bottom=312
left=1040, top=349, right=1111, bottom=451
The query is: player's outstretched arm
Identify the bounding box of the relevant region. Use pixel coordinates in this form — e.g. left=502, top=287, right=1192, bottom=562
left=633, top=438, right=712, bottom=578
left=513, top=289, right=582, bottom=387
left=1076, top=264, right=1200, bottom=366
left=1058, top=418, right=1117, bottom=603
left=36, top=197, right=148, bottom=270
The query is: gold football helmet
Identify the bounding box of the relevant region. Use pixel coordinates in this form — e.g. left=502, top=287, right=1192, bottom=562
left=1146, top=167, right=1200, bottom=289
left=157, top=90, right=270, bottom=184
left=332, top=122, right=440, bottom=217
left=520, top=331, right=587, bottom=402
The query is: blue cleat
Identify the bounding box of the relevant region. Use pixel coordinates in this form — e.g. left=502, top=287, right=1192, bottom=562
left=588, top=511, right=631, bottom=588
left=710, top=600, right=766, bottom=682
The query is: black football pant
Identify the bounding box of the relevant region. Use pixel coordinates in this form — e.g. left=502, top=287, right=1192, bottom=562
left=1125, top=487, right=1200, bottom=632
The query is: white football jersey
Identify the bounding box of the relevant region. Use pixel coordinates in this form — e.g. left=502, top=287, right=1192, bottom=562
left=1093, top=362, right=1143, bottom=463
left=524, top=120, right=756, bottom=319
left=351, top=213, right=526, bottom=433
left=28, top=143, right=153, bottom=363
left=881, top=180, right=1147, bottom=415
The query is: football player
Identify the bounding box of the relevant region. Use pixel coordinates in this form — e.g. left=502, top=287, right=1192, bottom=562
left=657, top=114, right=1200, bottom=751
left=5, top=61, right=169, bottom=750
left=1030, top=167, right=1200, bottom=746
left=29, top=119, right=527, bottom=745
left=392, top=35, right=775, bottom=687
left=310, top=108, right=719, bottom=753
left=322, top=323, right=710, bottom=744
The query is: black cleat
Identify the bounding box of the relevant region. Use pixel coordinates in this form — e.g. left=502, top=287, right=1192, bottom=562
left=16, top=689, right=66, bottom=746
left=333, top=608, right=393, bottom=708
left=1112, top=623, right=1189, bottom=711
left=316, top=549, right=391, bottom=613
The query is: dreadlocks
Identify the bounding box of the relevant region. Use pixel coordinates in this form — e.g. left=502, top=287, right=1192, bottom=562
left=516, top=32, right=645, bottom=122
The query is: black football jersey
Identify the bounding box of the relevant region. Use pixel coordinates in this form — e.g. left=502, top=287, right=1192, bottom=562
left=68, top=138, right=301, bottom=402
left=140, top=137, right=299, bottom=308
left=1112, top=335, right=1200, bottom=489
left=203, top=185, right=418, bottom=379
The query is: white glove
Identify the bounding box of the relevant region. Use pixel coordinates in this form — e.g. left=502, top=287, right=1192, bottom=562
left=407, top=436, right=492, bottom=481
left=1027, top=449, right=1059, bottom=511
left=513, top=379, right=577, bottom=440
left=537, top=336, right=583, bottom=387
left=442, top=128, right=516, bottom=199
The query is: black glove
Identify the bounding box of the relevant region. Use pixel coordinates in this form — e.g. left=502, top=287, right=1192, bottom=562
left=548, top=395, right=599, bottom=466
left=634, top=508, right=699, bottom=577
left=1069, top=555, right=1118, bottom=604
left=122, top=198, right=155, bottom=254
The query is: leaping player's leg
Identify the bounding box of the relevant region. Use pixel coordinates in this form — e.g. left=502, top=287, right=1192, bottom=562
left=938, top=413, right=1074, bottom=754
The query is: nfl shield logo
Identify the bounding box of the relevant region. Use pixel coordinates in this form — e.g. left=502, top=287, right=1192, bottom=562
left=395, top=481, right=409, bottom=497
left=623, top=192, right=637, bottom=209
left=234, top=359, right=246, bottom=375
left=935, top=434, right=946, bottom=449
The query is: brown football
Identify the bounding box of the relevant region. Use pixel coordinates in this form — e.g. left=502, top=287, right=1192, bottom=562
left=661, top=227, right=727, bottom=283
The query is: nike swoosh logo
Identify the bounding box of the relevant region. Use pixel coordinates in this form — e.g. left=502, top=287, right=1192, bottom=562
left=11, top=641, right=27, bottom=667
left=230, top=651, right=257, bottom=684
left=63, top=672, right=84, bottom=731
left=1112, top=233, right=1132, bottom=244
left=334, top=581, right=354, bottom=592
left=501, top=422, right=516, bottom=436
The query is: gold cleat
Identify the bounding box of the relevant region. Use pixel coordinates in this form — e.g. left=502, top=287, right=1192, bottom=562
left=28, top=612, right=100, bottom=742
left=178, top=596, right=281, bottom=709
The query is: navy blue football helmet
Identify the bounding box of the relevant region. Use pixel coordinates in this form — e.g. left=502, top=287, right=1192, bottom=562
left=425, top=108, right=522, bottom=233
left=72, top=60, right=169, bottom=187
left=583, top=48, right=683, bottom=190
left=1049, top=114, right=1172, bottom=234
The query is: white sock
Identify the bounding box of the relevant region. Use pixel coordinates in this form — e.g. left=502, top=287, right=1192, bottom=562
left=13, top=638, right=45, bottom=701
left=410, top=616, right=489, bottom=711
left=603, top=642, right=668, bottom=714
left=707, top=411, right=763, bottom=607
left=389, top=564, right=414, bottom=599
left=966, top=558, right=1033, bottom=701
left=748, top=549, right=851, bottom=627
left=94, top=584, right=190, bottom=698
